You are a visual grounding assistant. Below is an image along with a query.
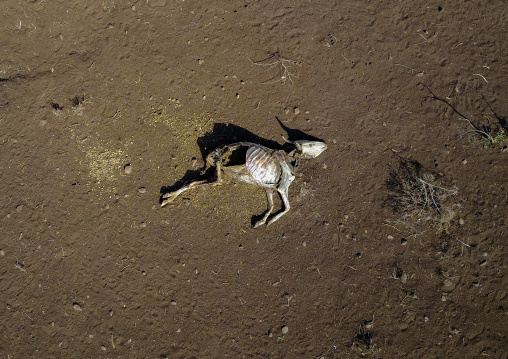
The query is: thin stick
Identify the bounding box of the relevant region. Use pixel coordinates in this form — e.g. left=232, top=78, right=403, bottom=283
left=473, top=73, right=488, bottom=83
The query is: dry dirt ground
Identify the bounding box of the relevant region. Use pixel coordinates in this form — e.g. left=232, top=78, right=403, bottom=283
left=1, top=1, right=507, bottom=358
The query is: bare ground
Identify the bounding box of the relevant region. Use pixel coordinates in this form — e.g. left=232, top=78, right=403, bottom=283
left=1, top=1, right=507, bottom=358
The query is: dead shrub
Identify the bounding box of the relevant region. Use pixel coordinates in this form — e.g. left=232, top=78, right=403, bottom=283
left=385, top=157, right=458, bottom=233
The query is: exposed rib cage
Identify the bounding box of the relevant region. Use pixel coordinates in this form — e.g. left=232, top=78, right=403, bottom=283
left=245, top=145, right=281, bottom=187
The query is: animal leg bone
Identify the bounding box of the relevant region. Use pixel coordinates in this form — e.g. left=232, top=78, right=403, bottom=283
left=253, top=190, right=275, bottom=228
left=160, top=179, right=209, bottom=207
left=266, top=187, right=291, bottom=226
left=161, top=162, right=223, bottom=207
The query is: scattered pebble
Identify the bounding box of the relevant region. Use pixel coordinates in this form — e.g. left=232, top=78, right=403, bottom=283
left=73, top=302, right=82, bottom=311
left=124, top=164, right=132, bottom=174
left=0, top=250, right=4, bottom=256
left=101, top=345, right=107, bottom=351
left=109, top=309, right=113, bottom=316
left=387, top=235, right=394, bottom=240
left=138, top=187, right=146, bottom=194
left=198, top=58, right=203, bottom=65
left=458, top=218, right=465, bottom=225
left=293, top=107, right=300, bottom=115
left=443, top=279, right=456, bottom=292
left=171, top=300, right=177, bottom=306
left=423, top=315, right=429, bottom=323
left=462, top=159, right=467, bottom=165
left=401, top=238, right=407, bottom=245
left=281, top=325, right=289, bottom=334
left=16, top=205, right=23, bottom=213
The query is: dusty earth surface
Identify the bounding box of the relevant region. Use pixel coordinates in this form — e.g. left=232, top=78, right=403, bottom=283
left=1, top=0, right=507, bottom=358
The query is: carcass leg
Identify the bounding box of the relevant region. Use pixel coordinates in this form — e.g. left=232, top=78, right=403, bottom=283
left=253, top=189, right=274, bottom=228
left=266, top=188, right=290, bottom=226
left=160, top=162, right=223, bottom=207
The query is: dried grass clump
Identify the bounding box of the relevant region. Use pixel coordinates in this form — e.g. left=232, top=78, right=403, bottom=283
left=386, top=158, right=458, bottom=232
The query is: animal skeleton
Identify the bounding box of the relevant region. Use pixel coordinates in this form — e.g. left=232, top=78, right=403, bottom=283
left=161, top=137, right=326, bottom=228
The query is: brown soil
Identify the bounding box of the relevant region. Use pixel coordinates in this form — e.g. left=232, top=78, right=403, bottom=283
left=1, top=1, right=507, bottom=358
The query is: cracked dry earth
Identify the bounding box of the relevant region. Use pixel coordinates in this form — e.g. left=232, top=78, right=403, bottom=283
left=1, top=1, right=507, bottom=358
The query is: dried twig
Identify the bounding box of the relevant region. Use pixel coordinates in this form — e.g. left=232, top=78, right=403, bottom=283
left=249, top=53, right=301, bottom=85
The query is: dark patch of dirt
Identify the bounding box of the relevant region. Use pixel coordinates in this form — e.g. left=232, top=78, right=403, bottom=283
left=1, top=1, right=507, bottom=358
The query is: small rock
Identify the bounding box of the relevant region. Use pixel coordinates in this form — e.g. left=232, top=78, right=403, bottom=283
left=398, top=323, right=408, bottom=331
left=0, top=250, right=5, bottom=256
left=16, top=205, right=23, bottom=213
left=73, top=302, right=82, bottom=311
left=138, top=187, right=146, bottom=194
left=442, top=278, right=456, bottom=292
left=495, top=290, right=507, bottom=301
left=401, top=238, right=407, bottom=245
left=387, top=235, right=394, bottom=240
left=124, top=164, right=132, bottom=174
left=401, top=273, right=408, bottom=284
left=281, top=325, right=289, bottom=334
left=462, top=159, right=467, bottom=165
left=466, top=324, right=484, bottom=340
left=293, top=107, right=300, bottom=115
left=458, top=218, right=465, bottom=225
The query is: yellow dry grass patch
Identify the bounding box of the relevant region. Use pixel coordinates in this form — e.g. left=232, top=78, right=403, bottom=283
left=85, top=144, right=125, bottom=186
